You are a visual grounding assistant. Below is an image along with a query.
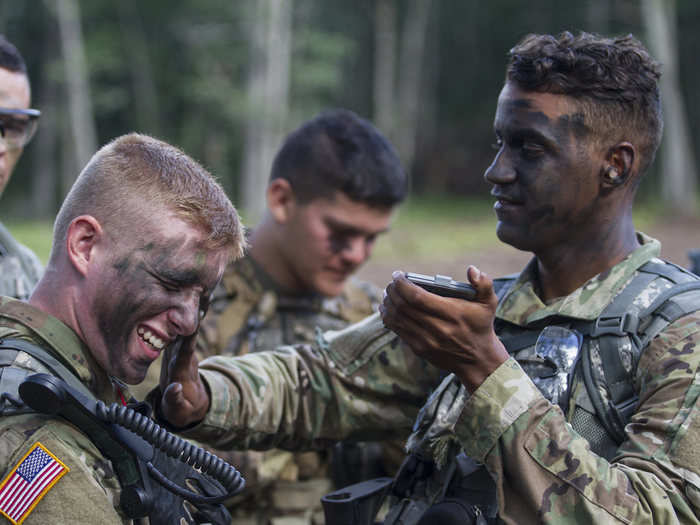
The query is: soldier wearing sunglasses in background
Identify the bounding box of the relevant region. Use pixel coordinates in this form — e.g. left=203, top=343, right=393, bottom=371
left=0, top=35, right=42, bottom=300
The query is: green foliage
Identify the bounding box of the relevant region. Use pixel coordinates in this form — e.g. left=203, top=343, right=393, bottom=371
left=0, top=0, right=698, bottom=221
left=5, top=220, right=54, bottom=264
left=372, top=196, right=501, bottom=261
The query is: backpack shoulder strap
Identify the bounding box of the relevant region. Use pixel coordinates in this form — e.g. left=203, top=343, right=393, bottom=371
left=584, top=261, right=700, bottom=444
left=0, top=337, right=92, bottom=415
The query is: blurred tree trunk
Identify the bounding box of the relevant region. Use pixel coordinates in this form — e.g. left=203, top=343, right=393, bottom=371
left=53, top=0, right=97, bottom=178
left=31, top=14, right=59, bottom=219
left=395, top=0, right=432, bottom=179
left=32, top=60, right=58, bottom=219
left=373, top=0, right=397, bottom=141
left=642, top=0, right=698, bottom=212
left=117, top=2, right=160, bottom=136
left=372, top=0, right=432, bottom=184
left=241, top=0, right=292, bottom=223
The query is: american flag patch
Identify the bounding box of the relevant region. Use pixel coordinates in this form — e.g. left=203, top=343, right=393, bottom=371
left=0, top=442, right=69, bottom=524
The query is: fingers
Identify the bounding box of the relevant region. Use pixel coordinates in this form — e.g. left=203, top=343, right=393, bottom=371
left=161, top=382, right=188, bottom=427
left=160, top=379, right=209, bottom=428
left=466, top=265, right=499, bottom=309
left=386, top=271, right=454, bottom=317
left=158, top=334, right=210, bottom=428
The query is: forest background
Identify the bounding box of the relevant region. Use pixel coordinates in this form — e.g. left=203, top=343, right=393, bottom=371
left=1, top=0, right=698, bottom=285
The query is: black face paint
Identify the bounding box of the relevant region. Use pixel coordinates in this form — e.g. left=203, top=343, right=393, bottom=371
left=558, top=113, right=588, bottom=140
left=112, top=257, right=131, bottom=276
left=91, top=234, right=223, bottom=383
left=486, top=84, right=605, bottom=255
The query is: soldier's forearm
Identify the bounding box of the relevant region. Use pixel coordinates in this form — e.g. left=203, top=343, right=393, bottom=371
left=179, top=314, right=444, bottom=451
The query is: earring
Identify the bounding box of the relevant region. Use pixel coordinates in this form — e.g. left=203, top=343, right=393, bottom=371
left=604, top=166, right=622, bottom=185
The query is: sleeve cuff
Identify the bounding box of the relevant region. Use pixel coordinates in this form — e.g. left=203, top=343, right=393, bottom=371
left=178, top=369, right=237, bottom=441
left=455, top=357, right=543, bottom=461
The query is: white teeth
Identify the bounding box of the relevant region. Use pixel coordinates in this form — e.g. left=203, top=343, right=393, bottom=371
left=138, top=328, right=165, bottom=350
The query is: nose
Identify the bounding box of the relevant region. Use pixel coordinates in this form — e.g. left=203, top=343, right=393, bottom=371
left=167, top=292, right=200, bottom=336
left=484, top=146, right=516, bottom=185
left=341, top=237, right=370, bottom=267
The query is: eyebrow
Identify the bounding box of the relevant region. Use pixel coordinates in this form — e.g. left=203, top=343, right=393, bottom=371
left=150, top=266, right=208, bottom=289
left=496, top=117, right=560, bottom=150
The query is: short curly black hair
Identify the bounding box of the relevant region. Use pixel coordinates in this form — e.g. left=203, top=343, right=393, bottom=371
left=507, top=31, right=663, bottom=175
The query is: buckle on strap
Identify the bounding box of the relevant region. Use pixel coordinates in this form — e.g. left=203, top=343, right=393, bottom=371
left=592, top=312, right=639, bottom=338
left=321, top=477, right=394, bottom=525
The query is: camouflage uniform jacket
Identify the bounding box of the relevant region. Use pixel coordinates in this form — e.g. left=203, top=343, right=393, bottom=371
left=425, top=234, right=700, bottom=523
left=0, top=297, right=128, bottom=524
left=0, top=223, right=43, bottom=301
left=198, top=253, right=382, bottom=357
left=182, top=235, right=700, bottom=523
left=194, top=254, right=386, bottom=523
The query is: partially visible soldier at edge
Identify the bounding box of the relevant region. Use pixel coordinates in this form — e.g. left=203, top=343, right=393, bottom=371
left=0, top=35, right=43, bottom=299
left=157, top=32, right=700, bottom=523
left=0, top=133, right=244, bottom=523
left=140, top=108, right=407, bottom=524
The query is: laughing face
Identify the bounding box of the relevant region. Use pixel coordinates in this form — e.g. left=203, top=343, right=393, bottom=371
left=484, top=82, right=604, bottom=255
left=83, top=212, right=228, bottom=384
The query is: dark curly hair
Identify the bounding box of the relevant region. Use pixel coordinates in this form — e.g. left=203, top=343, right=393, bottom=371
left=507, top=31, right=663, bottom=175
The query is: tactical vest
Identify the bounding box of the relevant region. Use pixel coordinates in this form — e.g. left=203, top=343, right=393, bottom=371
left=0, top=338, right=241, bottom=525
left=383, top=259, right=700, bottom=525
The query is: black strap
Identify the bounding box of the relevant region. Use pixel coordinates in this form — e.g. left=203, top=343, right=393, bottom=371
left=0, top=338, right=92, bottom=398
left=497, top=262, right=700, bottom=446
left=589, top=266, right=700, bottom=444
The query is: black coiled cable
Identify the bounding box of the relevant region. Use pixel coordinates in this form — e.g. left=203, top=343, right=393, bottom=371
left=95, top=401, right=245, bottom=504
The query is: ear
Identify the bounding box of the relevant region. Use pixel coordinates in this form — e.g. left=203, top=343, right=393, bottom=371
left=66, top=215, right=105, bottom=277
left=266, top=178, right=297, bottom=224
left=601, top=142, right=636, bottom=188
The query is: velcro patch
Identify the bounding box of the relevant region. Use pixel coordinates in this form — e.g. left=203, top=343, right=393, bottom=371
left=0, top=442, right=69, bottom=524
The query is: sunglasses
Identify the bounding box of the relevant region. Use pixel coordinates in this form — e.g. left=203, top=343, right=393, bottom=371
left=0, top=107, right=40, bottom=150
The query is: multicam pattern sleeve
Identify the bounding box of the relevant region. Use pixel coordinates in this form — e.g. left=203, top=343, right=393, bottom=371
left=454, top=313, right=700, bottom=524
left=181, top=313, right=444, bottom=451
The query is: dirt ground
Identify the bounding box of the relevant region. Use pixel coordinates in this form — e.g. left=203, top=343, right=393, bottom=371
left=356, top=215, right=700, bottom=288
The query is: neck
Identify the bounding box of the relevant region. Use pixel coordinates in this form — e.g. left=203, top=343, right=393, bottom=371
left=535, top=211, right=638, bottom=302
left=29, top=267, right=81, bottom=335
left=248, top=217, right=301, bottom=293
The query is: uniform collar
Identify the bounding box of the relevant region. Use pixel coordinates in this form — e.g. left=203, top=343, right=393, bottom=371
left=244, top=254, right=325, bottom=309
left=0, top=297, right=122, bottom=402
left=496, top=233, right=662, bottom=326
